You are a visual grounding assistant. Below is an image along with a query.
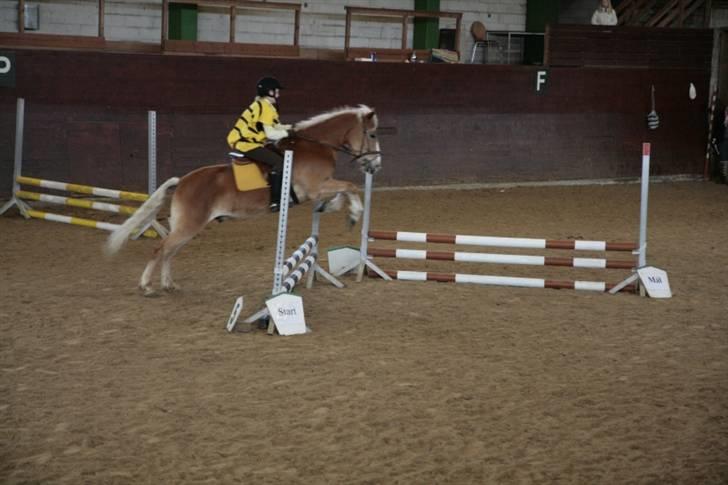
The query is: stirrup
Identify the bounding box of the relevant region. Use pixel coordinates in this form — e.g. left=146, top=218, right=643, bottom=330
left=269, top=197, right=294, bottom=213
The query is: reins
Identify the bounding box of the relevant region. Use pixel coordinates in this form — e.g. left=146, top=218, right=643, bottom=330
left=289, top=131, right=381, bottom=165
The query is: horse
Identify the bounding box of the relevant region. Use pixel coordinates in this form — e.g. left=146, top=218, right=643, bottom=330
left=105, top=105, right=382, bottom=296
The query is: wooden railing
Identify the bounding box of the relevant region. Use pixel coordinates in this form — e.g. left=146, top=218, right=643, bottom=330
left=616, top=0, right=711, bottom=27
left=161, top=0, right=301, bottom=57
left=1, top=0, right=301, bottom=58
left=16, top=0, right=104, bottom=37
left=617, top=0, right=659, bottom=25
left=344, top=7, right=462, bottom=62
left=3, top=0, right=110, bottom=52
left=646, top=0, right=708, bottom=27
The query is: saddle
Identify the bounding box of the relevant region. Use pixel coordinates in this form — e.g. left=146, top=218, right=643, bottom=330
left=229, top=151, right=300, bottom=208
left=229, top=152, right=268, bottom=192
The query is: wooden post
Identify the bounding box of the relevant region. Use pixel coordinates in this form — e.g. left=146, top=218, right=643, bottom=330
left=345, top=8, right=351, bottom=59
left=161, top=0, right=168, bottom=45
left=18, top=0, right=25, bottom=34
left=229, top=5, right=236, bottom=43
left=99, top=0, right=105, bottom=38
left=294, top=7, right=300, bottom=46
left=454, top=13, right=461, bottom=60
left=543, top=24, right=551, bottom=67
left=402, top=14, right=408, bottom=50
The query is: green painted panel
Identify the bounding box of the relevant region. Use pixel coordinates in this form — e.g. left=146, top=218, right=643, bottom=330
left=169, top=3, right=198, bottom=41
left=414, top=0, right=439, bottom=50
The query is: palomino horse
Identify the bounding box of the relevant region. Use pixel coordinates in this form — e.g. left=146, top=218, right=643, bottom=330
left=105, top=105, right=382, bottom=295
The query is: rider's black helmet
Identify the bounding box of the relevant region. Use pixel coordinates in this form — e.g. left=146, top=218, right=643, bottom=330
left=257, top=76, right=283, bottom=96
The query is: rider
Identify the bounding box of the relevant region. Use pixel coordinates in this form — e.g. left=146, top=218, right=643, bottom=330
left=227, top=76, right=292, bottom=212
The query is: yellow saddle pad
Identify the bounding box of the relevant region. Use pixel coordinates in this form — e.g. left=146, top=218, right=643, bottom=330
left=232, top=161, right=269, bottom=192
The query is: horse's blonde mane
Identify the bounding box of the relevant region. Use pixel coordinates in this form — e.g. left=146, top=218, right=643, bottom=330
left=295, top=105, right=376, bottom=130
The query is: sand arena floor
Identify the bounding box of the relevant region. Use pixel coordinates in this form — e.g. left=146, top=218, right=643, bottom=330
left=1, top=181, right=727, bottom=484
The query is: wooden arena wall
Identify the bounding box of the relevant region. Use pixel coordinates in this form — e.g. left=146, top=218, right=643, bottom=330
left=0, top=47, right=711, bottom=194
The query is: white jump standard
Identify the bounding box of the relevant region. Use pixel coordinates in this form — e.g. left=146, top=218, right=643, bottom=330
left=226, top=150, right=344, bottom=335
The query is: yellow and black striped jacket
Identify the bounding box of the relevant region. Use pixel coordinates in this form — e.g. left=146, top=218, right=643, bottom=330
left=227, top=97, right=280, bottom=152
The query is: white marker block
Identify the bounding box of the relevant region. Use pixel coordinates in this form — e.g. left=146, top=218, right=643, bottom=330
left=327, top=247, right=360, bottom=276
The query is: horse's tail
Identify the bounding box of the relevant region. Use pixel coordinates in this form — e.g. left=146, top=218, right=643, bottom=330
left=105, top=177, right=180, bottom=256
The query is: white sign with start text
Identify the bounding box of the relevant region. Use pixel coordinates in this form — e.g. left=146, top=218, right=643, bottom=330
left=266, top=293, right=307, bottom=335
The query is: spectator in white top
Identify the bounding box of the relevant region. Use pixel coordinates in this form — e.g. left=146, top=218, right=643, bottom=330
left=591, top=0, right=618, bottom=26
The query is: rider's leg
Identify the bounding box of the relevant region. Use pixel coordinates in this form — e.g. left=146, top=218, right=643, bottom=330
left=268, top=171, right=283, bottom=210
left=244, top=147, right=285, bottom=211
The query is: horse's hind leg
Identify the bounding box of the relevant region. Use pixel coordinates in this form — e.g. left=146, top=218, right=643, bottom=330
left=140, top=245, right=164, bottom=296
left=138, top=227, right=195, bottom=295
left=160, top=230, right=195, bottom=292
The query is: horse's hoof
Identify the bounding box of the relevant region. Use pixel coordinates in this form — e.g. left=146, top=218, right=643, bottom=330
left=140, top=286, right=158, bottom=297
left=162, top=283, right=180, bottom=293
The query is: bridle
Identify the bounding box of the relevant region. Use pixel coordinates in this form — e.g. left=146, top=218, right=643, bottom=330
left=290, top=124, right=381, bottom=166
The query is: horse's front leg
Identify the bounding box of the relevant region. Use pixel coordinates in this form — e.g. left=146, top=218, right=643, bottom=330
left=310, top=179, right=363, bottom=228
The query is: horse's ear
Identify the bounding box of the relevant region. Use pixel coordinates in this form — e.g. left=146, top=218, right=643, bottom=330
left=365, top=110, right=376, bottom=120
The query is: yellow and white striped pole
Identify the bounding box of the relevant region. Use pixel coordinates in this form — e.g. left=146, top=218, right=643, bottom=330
left=16, top=190, right=138, bottom=215
left=16, top=176, right=149, bottom=202
left=25, top=210, right=157, bottom=238
left=14, top=178, right=159, bottom=238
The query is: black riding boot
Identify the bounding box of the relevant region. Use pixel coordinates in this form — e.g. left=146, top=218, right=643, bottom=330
left=268, top=170, right=282, bottom=212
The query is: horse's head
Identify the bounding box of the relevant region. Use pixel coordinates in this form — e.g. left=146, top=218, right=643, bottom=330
left=343, top=107, right=382, bottom=174
left=293, top=105, right=382, bottom=174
